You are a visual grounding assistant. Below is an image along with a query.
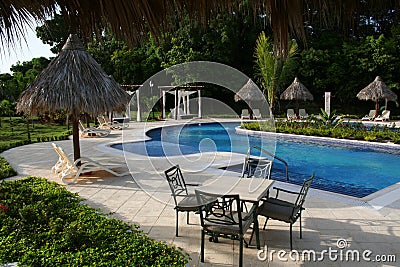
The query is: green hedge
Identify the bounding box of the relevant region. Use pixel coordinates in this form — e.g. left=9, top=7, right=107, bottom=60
left=0, top=131, right=72, bottom=153
left=0, top=177, right=189, bottom=266
left=0, top=156, right=17, bottom=179
left=241, top=121, right=400, bottom=144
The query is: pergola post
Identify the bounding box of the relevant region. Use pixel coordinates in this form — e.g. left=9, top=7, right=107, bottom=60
left=136, top=89, right=142, bottom=121
left=162, top=89, right=166, bottom=119
left=198, top=89, right=202, bottom=118
left=186, top=94, right=190, bottom=114
left=174, top=88, right=178, bottom=120
left=177, top=90, right=182, bottom=118
left=183, top=92, right=187, bottom=114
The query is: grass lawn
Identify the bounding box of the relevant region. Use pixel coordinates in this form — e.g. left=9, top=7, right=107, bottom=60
left=0, top=117, right=72, bottom=153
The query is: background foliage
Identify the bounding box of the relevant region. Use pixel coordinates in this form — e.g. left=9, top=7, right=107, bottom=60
left=1, top=3, right=399, bottom=117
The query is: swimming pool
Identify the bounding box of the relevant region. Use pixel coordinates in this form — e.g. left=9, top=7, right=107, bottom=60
left=112, top=122, right=400, bottom=198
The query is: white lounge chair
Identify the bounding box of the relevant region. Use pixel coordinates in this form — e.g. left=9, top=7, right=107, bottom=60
left=299, top=109, right=309, bottom=119
left=112, top=113, right=130, bottom=128
left=286, top=109, right=296, bottom=120
left=241, top=109, right=250, bottom=119
left=361, top=110, right=376, bottom=121
left=78, top=120, right=111, bottom=137
left=97, top=115, right=122, bottom=130
left=374, top=110, right=390, bottom=121
left=51, top=143, right=130, bottom=184
left=253, top=109, right=262, bottom=120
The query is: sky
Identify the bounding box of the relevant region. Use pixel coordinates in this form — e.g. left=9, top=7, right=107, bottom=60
left=1, top=25, right=54, bottom=74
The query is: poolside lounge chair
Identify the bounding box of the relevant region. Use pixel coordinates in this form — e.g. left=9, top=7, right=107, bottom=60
left=51, top=143, right=130, bottom=184
left=361, top=110, right=376, bottom=121
left=78, top=120, right=111, bottom=137
left=112, top=113, right=130, bottom=128
left=286, top=109, right=296, bottom=120
left=374, top=110, right=390, bottom=121
left=256, top=174, right=314, bottom=250
left=97, top=115, right=122, bottom=130
left=253, top=109, right=262, bottom=120
left=164, top=165, right=200, bottom=237
left=240, top=109, right=250, bottom=120
left=298, top=109, right=309, bottom=119
left=195, top=190, right=256, bottom=267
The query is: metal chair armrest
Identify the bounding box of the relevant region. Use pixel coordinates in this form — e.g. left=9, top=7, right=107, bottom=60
left=265, top=198, right=296, bottom=208
left=186, top=183, right=200, bottom=186
left=273, top=187, right=299, bottom=198
left=273, top=187, right=298, bottom=195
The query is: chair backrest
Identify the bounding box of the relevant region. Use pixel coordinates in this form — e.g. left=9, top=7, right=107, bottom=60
left=253, top=109, right=261, bottom=117
left=195, top=190, right=243, bottom=231
left=299, top=109, right=307, bottom=116
left=382, top=110, right=390, bottom=118
left=241, top=157, right=272, bottom=179
left=78, top=120, right=86, bottom=131
left=241, top=109, right=249, bottom=116
left=294, top=174, right=314, bottom=208
left=97, top=115, right=106, bottom=124
left=51, top=143, right=77, bottom=171
left=287, top=109, right=295, bottom=118
left=368, top=110, right=375, bottom=117
left=164, top=165, right=189, bottom=205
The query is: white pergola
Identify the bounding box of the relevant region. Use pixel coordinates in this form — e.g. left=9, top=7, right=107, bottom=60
left=159, top=85, right=203, bottom=120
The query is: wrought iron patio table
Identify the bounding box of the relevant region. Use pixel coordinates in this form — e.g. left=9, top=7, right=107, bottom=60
left=194, top=176, right=275, bottom=249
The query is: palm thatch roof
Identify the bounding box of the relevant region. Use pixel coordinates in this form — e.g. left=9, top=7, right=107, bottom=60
left=16, top=34, right=131, bottom=117
left=356, top=76, right=398, bottom=102
left=3, top=1, right=398, bottom=54
left=280, top=77, right=313, bottom=101
left=234, top=79, right=263, bottom=102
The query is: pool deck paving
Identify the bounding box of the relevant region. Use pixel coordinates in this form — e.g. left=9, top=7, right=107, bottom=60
left=1, top=119, right=400, bottom=267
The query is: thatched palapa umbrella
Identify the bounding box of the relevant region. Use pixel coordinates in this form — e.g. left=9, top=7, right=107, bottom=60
left=356, top=76, right=398, bottom=118
left=280, top=77, right=313, bottom=116
left=17, top=34, right=131, bottom=161
left=234, top=79, right=263, bottom=119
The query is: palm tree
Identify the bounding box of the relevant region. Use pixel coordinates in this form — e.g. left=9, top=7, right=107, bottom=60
left=254, top=32, right=298, bottom=110
left=1, top=1, right=388, bottom=56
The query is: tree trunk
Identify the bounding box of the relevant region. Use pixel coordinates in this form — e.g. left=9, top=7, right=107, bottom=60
left=72, top=117, right=81, bottom=165
left=85, top=113, right=90, bottom=127
left=26, top=118, right=31, bottom=142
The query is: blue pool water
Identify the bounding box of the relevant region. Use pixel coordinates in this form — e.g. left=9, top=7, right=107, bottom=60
left=112, top=122, right=400, bottom=198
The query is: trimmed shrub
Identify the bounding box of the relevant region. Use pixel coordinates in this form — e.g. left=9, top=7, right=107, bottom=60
left=0, top=177, right=189, bottom=266
left=0, top=156, right=17, bottom=179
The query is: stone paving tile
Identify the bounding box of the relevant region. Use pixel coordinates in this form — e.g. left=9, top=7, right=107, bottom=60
left=2, top=121, right=400, bottom=267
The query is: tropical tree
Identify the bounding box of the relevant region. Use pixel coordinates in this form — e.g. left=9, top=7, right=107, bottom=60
left=4, top=1, right=393, bottom=59
left=0, top=99, right=14, bottom=126
left=254, top=32, right=298, bottom=110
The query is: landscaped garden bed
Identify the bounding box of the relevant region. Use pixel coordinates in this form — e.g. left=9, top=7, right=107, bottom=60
left=0, top=177, right=189, bottom=266
left=241, top=119, right=400, bottom=144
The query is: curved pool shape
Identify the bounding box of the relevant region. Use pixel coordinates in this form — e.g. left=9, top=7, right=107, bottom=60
left=112, top=122, right=400, bottom=198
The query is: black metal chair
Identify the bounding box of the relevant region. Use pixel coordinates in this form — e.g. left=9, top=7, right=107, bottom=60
left=164, top=165, right=199, bottom=237
left=257, top=174, right=314, bottom=250
left=195, top=190, right=256, bottom=267
left=241, top=156, right=272, bottom=179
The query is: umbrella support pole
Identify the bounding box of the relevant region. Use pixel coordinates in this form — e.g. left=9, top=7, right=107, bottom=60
left=72, top=118, right=81, bottom=165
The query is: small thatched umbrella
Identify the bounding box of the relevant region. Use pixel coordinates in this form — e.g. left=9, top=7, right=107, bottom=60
left=280, top=77, right=313, bottom=116
left=17, top=34, right=131, bottom=161
left=234, top=79, right=263, bottom=119
left=356, top=76, right=398, bottom=118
